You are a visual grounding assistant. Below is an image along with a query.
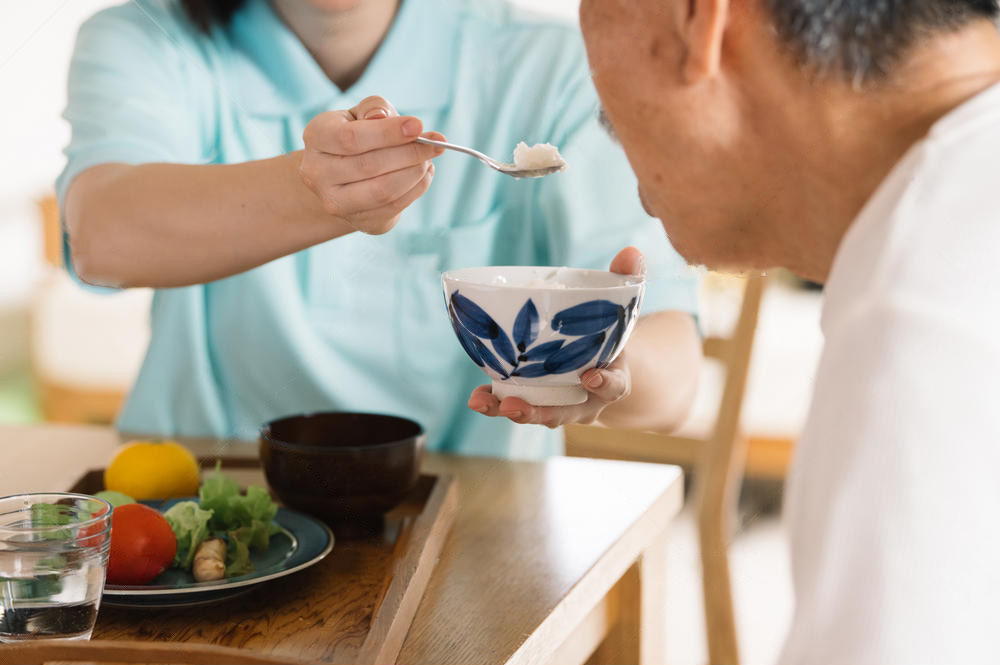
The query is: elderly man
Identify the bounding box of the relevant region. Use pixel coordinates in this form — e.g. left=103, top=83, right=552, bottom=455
left=580, top=1, right=1000, bottom=663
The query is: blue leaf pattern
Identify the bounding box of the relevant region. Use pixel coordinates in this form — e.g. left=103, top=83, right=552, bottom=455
left=472, top=336, right=509, bottom=378
left=519, top=339, right=564, bottom=362
left=450, top=306, right=484, bottom=367
left=447, top=292, right=639, bottom=380
left=452, top=292, right=500, bottom=339
left=511, top=363, right=550, bottom=378
left=552, top=300, right=622, bottom=336
left=597, top=314, right=626, bottom=368
left=512, top=299, right=539, bottom=352
left=491, top=330, right=517, bottom=366
left=544, top=332, right=606, bottom=374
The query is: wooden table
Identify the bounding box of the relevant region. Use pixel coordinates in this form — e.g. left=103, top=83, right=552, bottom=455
left=0, top=424, right=684, bottom=665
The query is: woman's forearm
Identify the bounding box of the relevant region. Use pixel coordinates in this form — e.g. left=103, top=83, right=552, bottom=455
left=597, top=311, right=702, bottom=431
left=64, top=151, right=352, bottom=288
left=64, top=100, right=441, bottom=289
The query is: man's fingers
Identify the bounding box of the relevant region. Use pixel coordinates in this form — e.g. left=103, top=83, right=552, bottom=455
left=528, top=406, right=566, bottom=429
left=609, top=245, right=645, bottom=276
left=498, top=397, right=534, bottom=424
left=495, top=398, right=579, bottom=428
left=521, top=402, right=596, bottom=429
left=581, top=366, right=630, bottom=403
left=472, top=367, right=624, bottom=428
left=468, top=385, right=500, bottom=416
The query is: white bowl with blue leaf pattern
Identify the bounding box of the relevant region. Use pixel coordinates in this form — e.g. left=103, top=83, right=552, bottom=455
left=442, top=266, right=645, bottom=406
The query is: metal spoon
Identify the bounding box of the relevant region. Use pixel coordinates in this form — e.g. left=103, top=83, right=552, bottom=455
left=415, top=137, right=566, bottom=179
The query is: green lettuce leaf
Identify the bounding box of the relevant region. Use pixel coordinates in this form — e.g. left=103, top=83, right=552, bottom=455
left=242, top=485, right=279, bottom=531
left=163, top=500, right=214, bottom=570
left=30, top=499, right=105, bottom=542
left=196, top=464, right=282, bottom=574
left=94, top=490, right=135, bottom=508
left=30, top=503, right=72, bottom=528
left=225, top=528, right=253, bottom=577
left=198, top=462, right=242, bottom=531
left=30, top=502, right=78, bottom=542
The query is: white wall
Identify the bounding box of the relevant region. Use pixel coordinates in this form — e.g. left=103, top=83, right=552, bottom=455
left=0, top=1, right=119, bottom=308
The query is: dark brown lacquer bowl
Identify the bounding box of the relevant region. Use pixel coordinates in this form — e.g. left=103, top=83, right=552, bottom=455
left=260, top=412, right=425, bottom=538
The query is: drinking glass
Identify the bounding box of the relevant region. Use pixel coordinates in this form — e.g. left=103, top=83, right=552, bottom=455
left=0, top=493, right=112, bottom=641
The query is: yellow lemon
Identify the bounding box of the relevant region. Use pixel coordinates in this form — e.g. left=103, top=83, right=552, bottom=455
left=104, top=441, right=200, bottom=500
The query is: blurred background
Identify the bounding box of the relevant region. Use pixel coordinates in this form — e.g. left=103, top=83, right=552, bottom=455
left=1, top=1, right=823, bottom=663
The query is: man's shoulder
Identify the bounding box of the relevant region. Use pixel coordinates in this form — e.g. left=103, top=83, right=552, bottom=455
left=888, top=121, right=1000, bottom=306
left=827, top=116, right=1000, bottom=332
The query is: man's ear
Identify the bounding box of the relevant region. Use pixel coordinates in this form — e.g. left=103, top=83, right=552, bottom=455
left=683, top=0, right=728, bottom=82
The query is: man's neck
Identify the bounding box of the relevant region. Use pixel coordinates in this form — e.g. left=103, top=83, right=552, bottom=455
left=270, top=0, right=401, bottom=92
left=766, top=21, right=1000, bottom=283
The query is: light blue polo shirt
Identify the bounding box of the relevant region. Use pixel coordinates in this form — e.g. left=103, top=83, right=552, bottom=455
left=57, top=0, right=698, bottom=458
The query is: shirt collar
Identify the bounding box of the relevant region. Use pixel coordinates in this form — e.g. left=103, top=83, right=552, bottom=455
left=927, top=79, right=1000, bottom=144
left=227, top=0, right=460, bottom=116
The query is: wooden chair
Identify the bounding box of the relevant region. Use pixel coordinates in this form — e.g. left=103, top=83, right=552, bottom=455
left=37, top=195, right=63, bottom=268
left=0, top=640, right=312, bottom=665
left=565, top=275, right=767, bottom=665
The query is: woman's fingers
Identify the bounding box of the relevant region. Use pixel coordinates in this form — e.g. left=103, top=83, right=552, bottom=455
left=304, top=110, right=424, bottom=155
left=300, top=99, right=443, bottom=233
left=321, top=162, right=434, bottom=234
left=352, top=95, right=399, bottom=120
left=345, top=163, right=435, bottom=235
left=328, top=161, right=428, bottom=210
left=316, top=134, right=445, bottom=183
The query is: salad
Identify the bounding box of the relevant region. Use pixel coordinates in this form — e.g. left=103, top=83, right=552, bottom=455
left=97, top=464, right=281, bottom=585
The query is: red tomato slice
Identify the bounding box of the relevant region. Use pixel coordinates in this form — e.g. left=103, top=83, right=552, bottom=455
left=106, top=503, right=177, bottom=585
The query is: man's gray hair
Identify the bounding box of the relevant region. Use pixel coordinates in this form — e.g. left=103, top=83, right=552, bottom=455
left=765, top=0, right=999, bottom=81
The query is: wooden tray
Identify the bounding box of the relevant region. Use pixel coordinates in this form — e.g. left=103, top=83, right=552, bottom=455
left=69, top=460, right=458, bottom=665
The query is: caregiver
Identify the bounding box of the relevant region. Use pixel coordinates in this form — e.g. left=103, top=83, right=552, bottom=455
left=57, top=0, right=701, bottom=458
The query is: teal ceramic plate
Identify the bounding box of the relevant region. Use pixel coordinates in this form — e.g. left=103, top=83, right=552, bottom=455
left=101, top=503, right=334, bottom=609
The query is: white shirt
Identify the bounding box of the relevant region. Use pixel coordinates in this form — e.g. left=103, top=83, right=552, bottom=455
left=779, top=83, right=1000, bottom=665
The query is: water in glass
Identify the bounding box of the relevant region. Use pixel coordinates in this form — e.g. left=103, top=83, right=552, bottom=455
left=0, top=493, right=112, bottom=641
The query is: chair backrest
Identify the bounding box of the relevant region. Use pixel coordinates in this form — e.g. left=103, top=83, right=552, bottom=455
left=564, top=275, right=767, bottom=469
left=694, top=275, right=765, bottom=665
left=563, top=274, right=768, bottom=665
left=696, top=275, right=766, bottom=532
left=37, top=195, right=63, bottom=268
left=0, top=640, right=312, bottom=665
